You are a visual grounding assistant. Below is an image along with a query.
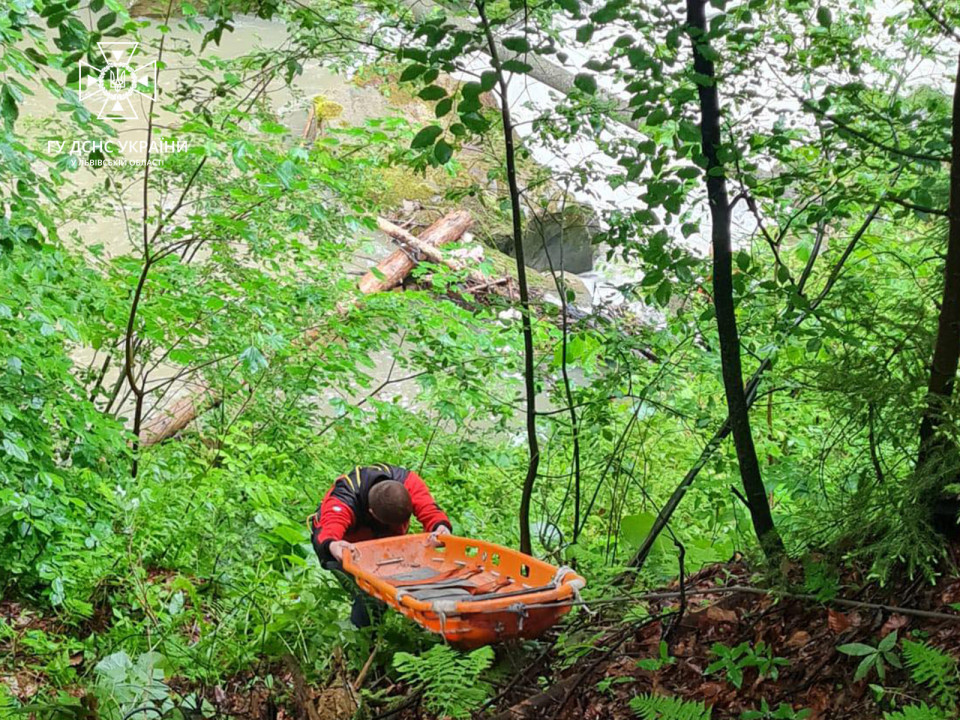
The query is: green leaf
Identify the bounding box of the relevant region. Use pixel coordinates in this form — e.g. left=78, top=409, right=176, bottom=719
left=878, top=631, right=898, bottom=652
left=434, top=139, right=453, bottom=164
left=240, top=346, right=268, bottom=374
left=480, top=71, right=497, bottom=92
left=399, top=47, right=428, bottom=63
left=576, top=23, right=595, bottom=43
left=853, top=654, right=875, bottom=681
left=502, top=36, right=530, bottom=53
left=0, top=85, right=19, bottom=129
left=647, top=107, right=668, bottom=126
left=574, top=73, right=597, bottom=95
left=435, top=97, right=453, bottom=118
left=838, top=643, right=877, bottom=657
left=460, top=112, right=488, bottom=133
left=411, top=125, right=443, bottom=149
left=418, top=85, right=447, bottom=101
left=275, top=160, right=297, bottom=189
left=97, top=11, right=116, bottom=30
left=591, top=2, right=622, bottom=22
left=462, top=81, right=483, bottom=99
left=816, top=6, right=833, bottom=27
left=2, top=439, right=28, bottom=463
left=501, top=59, right=532, bottom=74
left=400, top=64, right=427, bottom=82
left=231, top=142, right=248, bottom=171
left=272, top=525, right=306, bottom=544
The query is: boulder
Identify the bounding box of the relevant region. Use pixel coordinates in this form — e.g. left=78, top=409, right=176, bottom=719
left=498, top=204, right=599, bottom=274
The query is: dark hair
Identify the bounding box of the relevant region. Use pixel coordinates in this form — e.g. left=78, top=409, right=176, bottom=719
left=369, top=481, right=413, bottom=526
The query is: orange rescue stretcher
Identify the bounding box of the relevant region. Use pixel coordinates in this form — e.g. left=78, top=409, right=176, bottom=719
left=342, top=533, right=586, bottom=646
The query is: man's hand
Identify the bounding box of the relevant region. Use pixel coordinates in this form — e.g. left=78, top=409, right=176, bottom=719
left=329, top=540, right=354, bottom=563
left=427, top=525, right=451, bottom=547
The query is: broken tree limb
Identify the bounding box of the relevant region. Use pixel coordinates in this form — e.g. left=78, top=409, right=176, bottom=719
left=378, top=217, right=528, bottom=302
left=358, top=210, right=473, bottom=294
left=376, top=217, right=462, bottom=269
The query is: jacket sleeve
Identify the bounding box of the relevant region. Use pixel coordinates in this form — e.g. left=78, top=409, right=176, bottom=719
left=404, top=471, right=451, bottom=533
left=310, top=489, right=356, bottom=563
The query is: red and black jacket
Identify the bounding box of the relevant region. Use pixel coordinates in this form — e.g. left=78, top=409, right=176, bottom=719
left=310, top=463, right=451, bottom=564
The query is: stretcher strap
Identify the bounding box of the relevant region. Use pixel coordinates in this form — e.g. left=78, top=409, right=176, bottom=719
left=386, top=565, right=480, bottom=587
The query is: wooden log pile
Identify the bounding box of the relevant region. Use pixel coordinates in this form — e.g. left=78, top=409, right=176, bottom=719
left=357, top=211, right=473, bottom=293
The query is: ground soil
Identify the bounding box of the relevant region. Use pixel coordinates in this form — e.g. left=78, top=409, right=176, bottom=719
left=5, top=558, right=960, bottom=719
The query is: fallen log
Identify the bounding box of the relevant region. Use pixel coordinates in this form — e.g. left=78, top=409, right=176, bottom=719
left=358, top=211, right=473, bottom=293
left=140, top=392, right=213, bottom=447
left=140, top=213, right=474, bottom=447
left=139, top=303, right=350, bottom=446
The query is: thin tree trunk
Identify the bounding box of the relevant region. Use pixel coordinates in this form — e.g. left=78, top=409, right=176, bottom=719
left=687, top=0, right=783, bottom=557
left=917, top=53, right=960, bottom=495
left=476, top=0, right=540, bottom=556
left=400, top=0, right=639, bottom=133
left=618, top=193, right=890, bottom=582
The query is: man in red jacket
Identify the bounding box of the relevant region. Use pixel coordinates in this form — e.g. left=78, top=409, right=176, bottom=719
left=309, top=463, right=452, bottom=627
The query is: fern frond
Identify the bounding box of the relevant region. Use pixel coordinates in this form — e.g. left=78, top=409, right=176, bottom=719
left=630, top=693, right=712, bottom=720
left=392, top=644, right=494, bottom=720
left=902, top=639, right=959, bottom=708
left=883, top=702, right=951, bottom=720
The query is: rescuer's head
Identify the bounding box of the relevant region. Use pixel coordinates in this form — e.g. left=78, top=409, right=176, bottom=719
left=369, top=481, right=413, bottom=527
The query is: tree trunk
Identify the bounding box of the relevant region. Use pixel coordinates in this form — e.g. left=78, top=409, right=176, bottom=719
left=358, top=211, right=473, bottom=294
left=687, top=0, right=783, bottom=558
left=476, top=0, right=541, bottom=556
left=917, top=53, right=960, bottom=504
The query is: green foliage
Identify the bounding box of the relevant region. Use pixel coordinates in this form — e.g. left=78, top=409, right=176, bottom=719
left=630, top=693, right=711, bottom=720
left=883, top=703, right=952, bottom=720
left=3, top=0, right=960, bottom=713
left=94, top=651, right=172, bottom=719
left=802, top=560, right=841, bottom=602
left=901, top=640, right=959, bottom=709
left=0, top=245, right=128, bottom=610
left=636, top=640, right=676, bottom=672
left=393, top=644, right=494, bottom=719
left=705, top=642, right=789, bottom=689
left=741, top=700, right=811, bottom=720
left=838, top=632, right=902, bottom=683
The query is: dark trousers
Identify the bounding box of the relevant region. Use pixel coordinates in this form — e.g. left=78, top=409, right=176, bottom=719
left=321, top=560, right=385, bottom=628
